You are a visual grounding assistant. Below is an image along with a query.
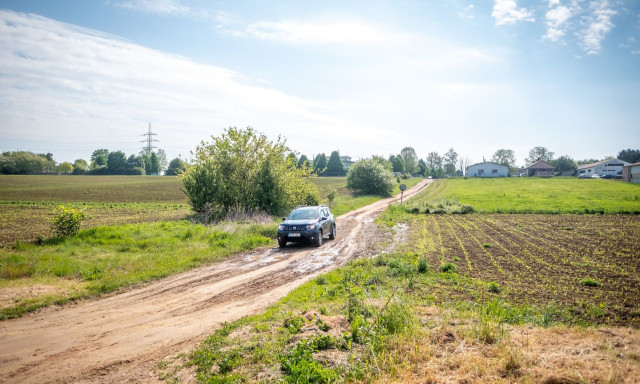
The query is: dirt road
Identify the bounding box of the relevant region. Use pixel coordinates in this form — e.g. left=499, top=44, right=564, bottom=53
left=0, top=180, right=431, bottom=383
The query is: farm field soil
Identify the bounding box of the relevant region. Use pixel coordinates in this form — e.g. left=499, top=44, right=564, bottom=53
left=405, top=214, right=640, bottom=326
left=0, top=202, right=189, bottom=246
left=0, top=180, right=433, bottom=383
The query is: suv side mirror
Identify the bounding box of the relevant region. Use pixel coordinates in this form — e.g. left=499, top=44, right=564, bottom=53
left=321, top=216, right=327, bottom=221
left=281, top=217, right=286, bottom=221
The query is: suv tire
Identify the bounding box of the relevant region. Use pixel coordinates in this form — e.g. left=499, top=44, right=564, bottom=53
left=315, top=230, right=323, bottom=247
left=278, top=240, right=287, bottom=248
left=329, top=224, right=336, bottom=240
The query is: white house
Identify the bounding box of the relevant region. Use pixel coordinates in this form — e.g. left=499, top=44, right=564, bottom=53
left=466, top=162, right=509, bottom=178
left=340, top=156, right=355, bottom=170
left=577, top=159, right=629, bottom=178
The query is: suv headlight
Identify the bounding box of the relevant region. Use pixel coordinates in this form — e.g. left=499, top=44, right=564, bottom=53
left=306, top=224, right=316, bottom=230
left=278, top=224, right=284, bottom=230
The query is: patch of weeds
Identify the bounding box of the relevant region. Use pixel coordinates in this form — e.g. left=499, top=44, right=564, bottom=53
left=418, top=258, right=429, bottom=273
left=482, top=243, right=493, bottom=248
left=387, top=258, right=415, bottom=277
left=439, top=262, right=457, bottom=273
left=284, top=315, right=306, bottom=334
left=580, top=278, right=601, bottom=287
left=488, top=282, right=501, bottom=293
left=280, top=336, right=337, bottom=384
left=315, top=276, right=327, bottom=285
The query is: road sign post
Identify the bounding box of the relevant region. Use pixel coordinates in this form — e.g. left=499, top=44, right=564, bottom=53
left=399, top=184, right=406, bottom=204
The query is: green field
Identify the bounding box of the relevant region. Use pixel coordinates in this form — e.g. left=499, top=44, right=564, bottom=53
left=0, top=175, right=419, bottom=245
left=0, top=175, right=420, bottom=319
left=408, top=177, right=640, bottom=214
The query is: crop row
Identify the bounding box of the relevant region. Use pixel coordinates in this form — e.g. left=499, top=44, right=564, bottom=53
left=406, top=214, right=640, bottom=326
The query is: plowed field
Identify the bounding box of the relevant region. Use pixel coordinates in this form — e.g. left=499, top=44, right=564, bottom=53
left=410, top=214, right=640, bottom=326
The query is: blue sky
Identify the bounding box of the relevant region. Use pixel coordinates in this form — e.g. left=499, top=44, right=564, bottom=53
left=1, top=0, right=639, bottom=167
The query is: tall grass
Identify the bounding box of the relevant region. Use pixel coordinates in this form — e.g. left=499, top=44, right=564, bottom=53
left=0, top=220, right=276, bottom=319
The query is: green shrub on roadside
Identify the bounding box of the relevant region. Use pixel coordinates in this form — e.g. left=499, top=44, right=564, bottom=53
left=50, top=205, right=87, bottom=237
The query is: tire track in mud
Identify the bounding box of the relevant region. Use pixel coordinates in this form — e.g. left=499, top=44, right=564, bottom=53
left=0, top=180, right=432, bottom=384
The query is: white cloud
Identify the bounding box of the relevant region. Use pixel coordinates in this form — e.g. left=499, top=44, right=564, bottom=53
left=492, top=0, right=535, bottom=26
left=220, top=18, right=400, bottom=46
left=543, top=4, right=576, bottom=42
left=109, top=0, right=192, bottom=16
left=579, top=0, right=617, bottom=54
left=0, top=11, right=378, bottom=161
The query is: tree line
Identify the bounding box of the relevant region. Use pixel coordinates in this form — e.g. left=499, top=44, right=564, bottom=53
left=0, top=149, right=188, bottom=175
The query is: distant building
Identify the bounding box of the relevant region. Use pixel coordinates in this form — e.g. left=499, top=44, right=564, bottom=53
left=466, top=162, right=509, bottom=178
left=522, top=160, right=555, bottom=177
left=577, top=159, right=629, bottom=178
left=340, top=156, right=355, bottom=170
left=622, top=162, right=640, bottom=183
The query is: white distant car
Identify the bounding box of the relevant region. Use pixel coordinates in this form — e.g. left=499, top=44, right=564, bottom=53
left=591, top=174, right=601, bottom=179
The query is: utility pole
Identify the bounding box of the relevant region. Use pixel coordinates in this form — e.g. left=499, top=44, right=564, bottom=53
left=141, top=123, right=158, bottom=157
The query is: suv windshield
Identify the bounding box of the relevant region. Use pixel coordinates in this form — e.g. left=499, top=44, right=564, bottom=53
left=288, top=209, right=318, bottom=220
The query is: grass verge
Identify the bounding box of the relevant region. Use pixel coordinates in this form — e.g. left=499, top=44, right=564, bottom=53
left=0, top=220, right=275, bottom=320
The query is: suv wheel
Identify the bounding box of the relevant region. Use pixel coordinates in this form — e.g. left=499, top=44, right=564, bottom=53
left=278, top=240, right=287, bottom=248
left=315, top=230, right=323, bottom=247
left=329, top=224, right=336, bottom=240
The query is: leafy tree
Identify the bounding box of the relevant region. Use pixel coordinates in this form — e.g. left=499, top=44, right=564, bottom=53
left=0, top=151, right=55, bottom=174
left=526, top=146, right=554, bottom=165
left=149, top=152, right=160, bottom=175
left=126, top=154, right=144, bottom=170
left=552, top=155, right=577, bottom=173
left=91, top=149, right=109, bottom=169
left=425, top=152, right=443, bottom=178
left=576, top=158, right=599, bottom=166
left=372, top=155, right=393, bottom=172
left=491, top=149, right=516, bottom=168
left=156, top=149, right=168, bottom=171
left=58, top=162, right=74, bottom=174
left=313, top=153, right=327, bottom=175
left=181, top=127, right=319, bottom=216
left=107, top=151, right=127, bottom=174
left=617, top=149, right=640, bottom=164
left=400, top=147, right=418, bottom=175
left=166, top=157, right=187, bottom=176
left=458, top=157, right=471, bottom=176
left=346, top=158, right=395, bottom=196
left=297, top=154, right=310, bottom=168
left=325, top=151, right=346, bottom=176
left=389, top=155, right=406, bottom=174
left=72, top=159, right=89, bottom=174
left=418, top=159, right=427, bottom=176
left=443, top=148, right=458, bottom=176
left=287, top=153, right=298, bottom=168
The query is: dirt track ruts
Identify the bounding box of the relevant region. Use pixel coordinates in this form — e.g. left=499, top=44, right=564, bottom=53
left=0, top=180, right=431, bottom=383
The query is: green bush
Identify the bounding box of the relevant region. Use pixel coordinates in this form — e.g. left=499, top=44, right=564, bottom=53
left=418, top=258, right=429, bottom=273
left=346, top=158, right=395, bottom=196
left=50, top=205, right=87, bottom=237
left=439, top=262, right=457, bottom=273
left=181, top=127, right=319, bottom=217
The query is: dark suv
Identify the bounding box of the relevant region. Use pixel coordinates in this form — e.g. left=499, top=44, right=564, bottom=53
left=277, top=205, right=336, bottom=248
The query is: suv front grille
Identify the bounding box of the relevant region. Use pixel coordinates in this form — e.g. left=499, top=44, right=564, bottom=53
left=283, top=225, right=305, bottom=231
